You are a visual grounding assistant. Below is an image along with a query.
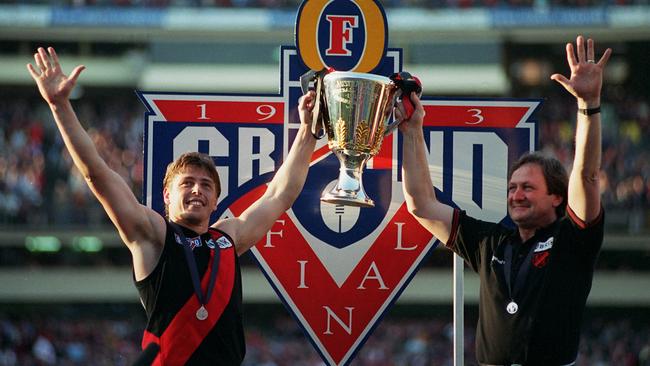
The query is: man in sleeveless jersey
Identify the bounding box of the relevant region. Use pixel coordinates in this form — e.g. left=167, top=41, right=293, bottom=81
left=28, top=47, right=317, bottom=364
left=399, top=36, right=611, bottom=365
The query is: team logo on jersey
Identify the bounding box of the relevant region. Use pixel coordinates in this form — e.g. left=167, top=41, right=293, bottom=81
left=206, top=238, right=216, bottom=249
left=188, top=236, right=202, bottom=250
left=216, top=236, right=233, bottom=249
left=173, top=233, right=202, bottom=250
left=296, top=0, right=387, bottom=72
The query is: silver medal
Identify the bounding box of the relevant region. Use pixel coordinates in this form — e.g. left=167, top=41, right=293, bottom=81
left=506, top=301, right=518, bottom=314
left=196, top=305, right=209, bottom=320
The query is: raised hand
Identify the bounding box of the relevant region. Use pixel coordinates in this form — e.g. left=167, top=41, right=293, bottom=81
left=550, top=35, right=612, bottom=108
left=298, top=89, right=316, bottom=126
left=27, top=47, right=85, bottom=106
left=397, top=92, right=425, bottom=134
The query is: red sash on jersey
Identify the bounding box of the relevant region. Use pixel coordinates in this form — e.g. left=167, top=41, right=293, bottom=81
left=142, top=231, right=235, bottom=365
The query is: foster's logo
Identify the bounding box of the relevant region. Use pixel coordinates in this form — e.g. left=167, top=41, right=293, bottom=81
left=296, top=0, right=387, bottom=72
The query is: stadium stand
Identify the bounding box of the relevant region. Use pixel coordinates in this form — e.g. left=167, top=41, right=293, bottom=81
left=0, top=305, right=648, bottom=365
left=1, top=0, right=650, bottom=7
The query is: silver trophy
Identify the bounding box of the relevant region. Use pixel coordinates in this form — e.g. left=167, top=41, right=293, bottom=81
left=304, top=70, right=420, bottom=208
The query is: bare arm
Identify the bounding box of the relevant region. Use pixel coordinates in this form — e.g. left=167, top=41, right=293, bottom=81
left=550, top=36, right=611, bottom=223
left=219, top=91, right=318, bottom=255
left=399, top=94, right=455, bottom=243
left=27, top=47, right=165, bottom=277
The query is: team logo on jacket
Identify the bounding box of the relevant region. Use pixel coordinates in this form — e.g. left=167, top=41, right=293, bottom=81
left=532, top=237, right=553, bottom=268
left=533, top=251, right=550, bottom=268
left=534, top=237, right=554, bottom=252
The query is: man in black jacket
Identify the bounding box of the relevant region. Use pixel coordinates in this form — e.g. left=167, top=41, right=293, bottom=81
left=400, top=36, right=611, bottom=365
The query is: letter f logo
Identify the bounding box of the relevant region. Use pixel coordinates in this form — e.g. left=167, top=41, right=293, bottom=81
left=326, top=15, right=358, bottom=56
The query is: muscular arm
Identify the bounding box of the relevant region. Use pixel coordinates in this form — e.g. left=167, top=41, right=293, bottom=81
left=551, top=36, right=611, bottom=223
left=399, top=94, right=455, bottom=244
left=219, top=91, right=318, bottom=255
left=28, top=47, right=165, bottom=278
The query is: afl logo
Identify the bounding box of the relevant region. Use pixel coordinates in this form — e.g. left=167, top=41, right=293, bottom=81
left=296, top=0, right=388, bottom=72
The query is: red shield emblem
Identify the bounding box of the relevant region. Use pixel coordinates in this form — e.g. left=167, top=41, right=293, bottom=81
left=533, top=251, right=550, bottom=268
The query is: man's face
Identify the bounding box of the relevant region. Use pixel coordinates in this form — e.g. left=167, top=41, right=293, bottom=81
left=507, top=163, right=562, bottom=230
left=163, top=166, right=219, bottom=226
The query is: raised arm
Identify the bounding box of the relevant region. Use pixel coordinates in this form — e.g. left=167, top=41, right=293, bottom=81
left=27, top=47, right=165, bottom=276
left=550, top=36, right=611, bottom=223
left=220, top=91, right=318, bottom=255
left=399, top=94, right=455, bottom=243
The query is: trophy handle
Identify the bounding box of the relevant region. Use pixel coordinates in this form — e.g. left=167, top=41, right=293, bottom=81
left=384, top=88, right=403, bottom=136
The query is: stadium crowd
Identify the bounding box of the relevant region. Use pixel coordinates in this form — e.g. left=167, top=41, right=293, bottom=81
left=1, top=90, right=648, bottom=231
left=0, top=309, right=648, bottom=365
left=536, top=88, right=650, bottom=233
left=0, top=94, right=144, bottom=227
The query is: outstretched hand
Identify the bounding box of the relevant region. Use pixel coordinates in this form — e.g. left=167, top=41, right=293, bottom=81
left=550, top=35, right=612, bottom=108
left=27, top=47, right=85, bottom=106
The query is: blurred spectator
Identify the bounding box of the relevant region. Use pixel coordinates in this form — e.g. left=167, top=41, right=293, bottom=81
left=32, top=334, right=56, bottom=365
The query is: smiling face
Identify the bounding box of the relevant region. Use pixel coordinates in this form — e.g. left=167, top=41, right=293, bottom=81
left=163, top=165, right=219, bottom=229
left=507, top=163, right=563, bottom=231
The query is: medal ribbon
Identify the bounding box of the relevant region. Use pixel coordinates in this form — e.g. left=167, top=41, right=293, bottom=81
left=170, top=222, right=221, bottom=310
left=503, top=242, right=536, bottom=305
left=183, top=241, right=220, bottom=308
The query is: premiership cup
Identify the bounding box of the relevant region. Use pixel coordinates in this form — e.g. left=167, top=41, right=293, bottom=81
left=318, top=71, right=403, bottom=208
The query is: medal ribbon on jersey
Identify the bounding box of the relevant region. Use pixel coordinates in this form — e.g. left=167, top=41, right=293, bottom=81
left=170, top=222, right=221, bottom=320
left=503, top=242, right=536, bottom=314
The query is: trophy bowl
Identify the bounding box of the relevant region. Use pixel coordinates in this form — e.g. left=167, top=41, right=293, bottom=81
left=320, top=71, right=401, bottom=208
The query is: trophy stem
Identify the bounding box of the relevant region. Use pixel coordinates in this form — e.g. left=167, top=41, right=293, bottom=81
left=321, top=150, right=374, bottom=208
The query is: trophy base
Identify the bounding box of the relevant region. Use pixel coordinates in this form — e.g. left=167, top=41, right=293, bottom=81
left=321, top=193, right=374, bottom=208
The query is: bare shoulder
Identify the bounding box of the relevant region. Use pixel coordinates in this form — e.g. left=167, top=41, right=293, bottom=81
left=211, top=217, right=238, bottom=240
left=210, top=217, right=243, bottom=252
left=129, top=208, right=168, bottom=281
left=120, top=205, right=168, bottom=247
left=147, top=208, right=168, bottom=244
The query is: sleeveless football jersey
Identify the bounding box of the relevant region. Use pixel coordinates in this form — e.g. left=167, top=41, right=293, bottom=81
left=135, top=222, right=244, bottom=365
